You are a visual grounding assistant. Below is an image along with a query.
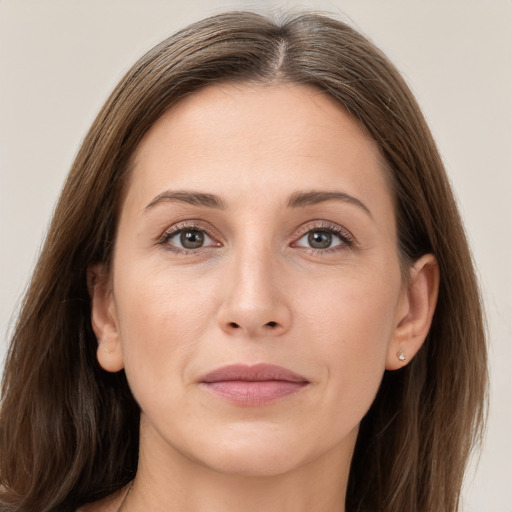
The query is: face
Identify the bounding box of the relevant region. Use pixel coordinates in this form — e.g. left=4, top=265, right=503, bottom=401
left=93, top=84, right=414, bottom=478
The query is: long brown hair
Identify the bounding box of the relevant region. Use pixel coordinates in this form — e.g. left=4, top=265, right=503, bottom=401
left=0, top=11, right=487, bottom=512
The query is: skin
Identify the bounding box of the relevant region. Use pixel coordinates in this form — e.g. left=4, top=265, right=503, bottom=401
left=87, top=83, right=439, bottom=512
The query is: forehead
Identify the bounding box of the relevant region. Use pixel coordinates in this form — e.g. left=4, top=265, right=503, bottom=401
left=126, top=83, right=390, bottom=211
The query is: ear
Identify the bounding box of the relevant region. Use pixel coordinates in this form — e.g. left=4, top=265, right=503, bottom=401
left=87, top=264, right=125, bottom=372
left=386, top=254, right=440, bottom=370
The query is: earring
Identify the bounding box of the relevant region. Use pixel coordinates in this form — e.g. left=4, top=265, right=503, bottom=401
left=397, top=350, right=406, bottom=363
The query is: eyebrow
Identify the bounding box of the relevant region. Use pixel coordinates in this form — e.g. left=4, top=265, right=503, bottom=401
left=145, top=190, right=227, bottom=211
left=287, top=190, right=372, bottom=218
left=144, top=188, right=372, bottom=218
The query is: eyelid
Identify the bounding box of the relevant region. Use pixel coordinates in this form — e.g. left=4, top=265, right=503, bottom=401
left=156, top=218, right=355, bottom=254
left=158, top=220, right=222, bottom=252
left=291, top=220, right=355, bottom=250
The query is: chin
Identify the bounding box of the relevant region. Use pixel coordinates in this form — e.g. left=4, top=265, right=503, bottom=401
left=196, top=447, right=305, bottom=478
left=183, top=430, right=313, bottom=478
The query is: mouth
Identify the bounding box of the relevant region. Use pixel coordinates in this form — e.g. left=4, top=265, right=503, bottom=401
left=199, top=363, right=310, bottom=406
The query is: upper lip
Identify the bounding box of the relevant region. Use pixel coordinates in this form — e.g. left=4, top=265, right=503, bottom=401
left=200, top=363, right=309, bottom=383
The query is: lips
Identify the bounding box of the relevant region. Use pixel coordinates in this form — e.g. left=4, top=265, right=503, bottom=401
left=199, top=363, right=309, bottom=406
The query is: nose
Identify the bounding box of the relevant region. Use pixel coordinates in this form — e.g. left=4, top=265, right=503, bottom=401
left=216, top=246, right=291, bottom=338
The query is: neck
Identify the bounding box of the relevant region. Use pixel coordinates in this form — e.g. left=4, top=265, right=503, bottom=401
left=124, top=417, right=356, bottom=512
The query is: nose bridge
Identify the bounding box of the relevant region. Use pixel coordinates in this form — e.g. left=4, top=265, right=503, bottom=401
left=234, top=243, right=275, bottom=304
left=218, top=234, right=290, bottom=336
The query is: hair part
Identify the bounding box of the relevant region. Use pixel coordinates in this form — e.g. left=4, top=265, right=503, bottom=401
left=0, top=11, right=486, bottom=512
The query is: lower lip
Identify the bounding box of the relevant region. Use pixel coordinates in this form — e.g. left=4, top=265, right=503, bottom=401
left=202, top=380, right=308, bottom=406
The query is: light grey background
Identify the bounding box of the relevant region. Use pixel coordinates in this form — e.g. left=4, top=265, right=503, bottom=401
left=1, top=1, right=511, bottom=510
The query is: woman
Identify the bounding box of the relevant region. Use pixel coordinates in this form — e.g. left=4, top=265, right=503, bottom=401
left=0, top=11, right=487, bottom=512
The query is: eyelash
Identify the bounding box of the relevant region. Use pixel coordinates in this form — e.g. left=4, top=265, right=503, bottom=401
left=158, top=221, right=220, bottom=254
left=158, top=220, right=355, bottom=255
left=292, top=221, right=354, bottom=254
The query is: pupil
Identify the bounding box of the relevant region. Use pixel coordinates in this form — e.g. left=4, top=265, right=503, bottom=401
left=308, top=230, right=332, bottom=249
left=181, top=230, right=204, bottom=249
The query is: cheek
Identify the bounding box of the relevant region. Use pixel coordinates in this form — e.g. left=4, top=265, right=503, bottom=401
left=111, top=264, right=220, bottom=400
left=301, top=266, right=400, bottom=353
left=299, top=268, right=401, bottom=418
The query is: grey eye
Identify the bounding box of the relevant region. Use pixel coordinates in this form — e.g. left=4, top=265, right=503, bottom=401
left=294, top=228, right=345, bottom=250
left=167, top=229, right=215, bottom=250
left=180, top=230, right=205, bottom=249
left=307, top=230, right=333, bottom=249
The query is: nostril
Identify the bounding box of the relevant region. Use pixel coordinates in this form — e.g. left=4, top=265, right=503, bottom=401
left=265, top=321, right=278, bottom=328
left=229, top=322, right=240, bottom=329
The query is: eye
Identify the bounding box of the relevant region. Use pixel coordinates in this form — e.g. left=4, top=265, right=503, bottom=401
left=306, top=230, right=336, bottom=249
left=292, top=224, right=353, bottom=251
left=295, top=229, right=341, bottom=250
left=161, top=226, right=219, bottom=251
